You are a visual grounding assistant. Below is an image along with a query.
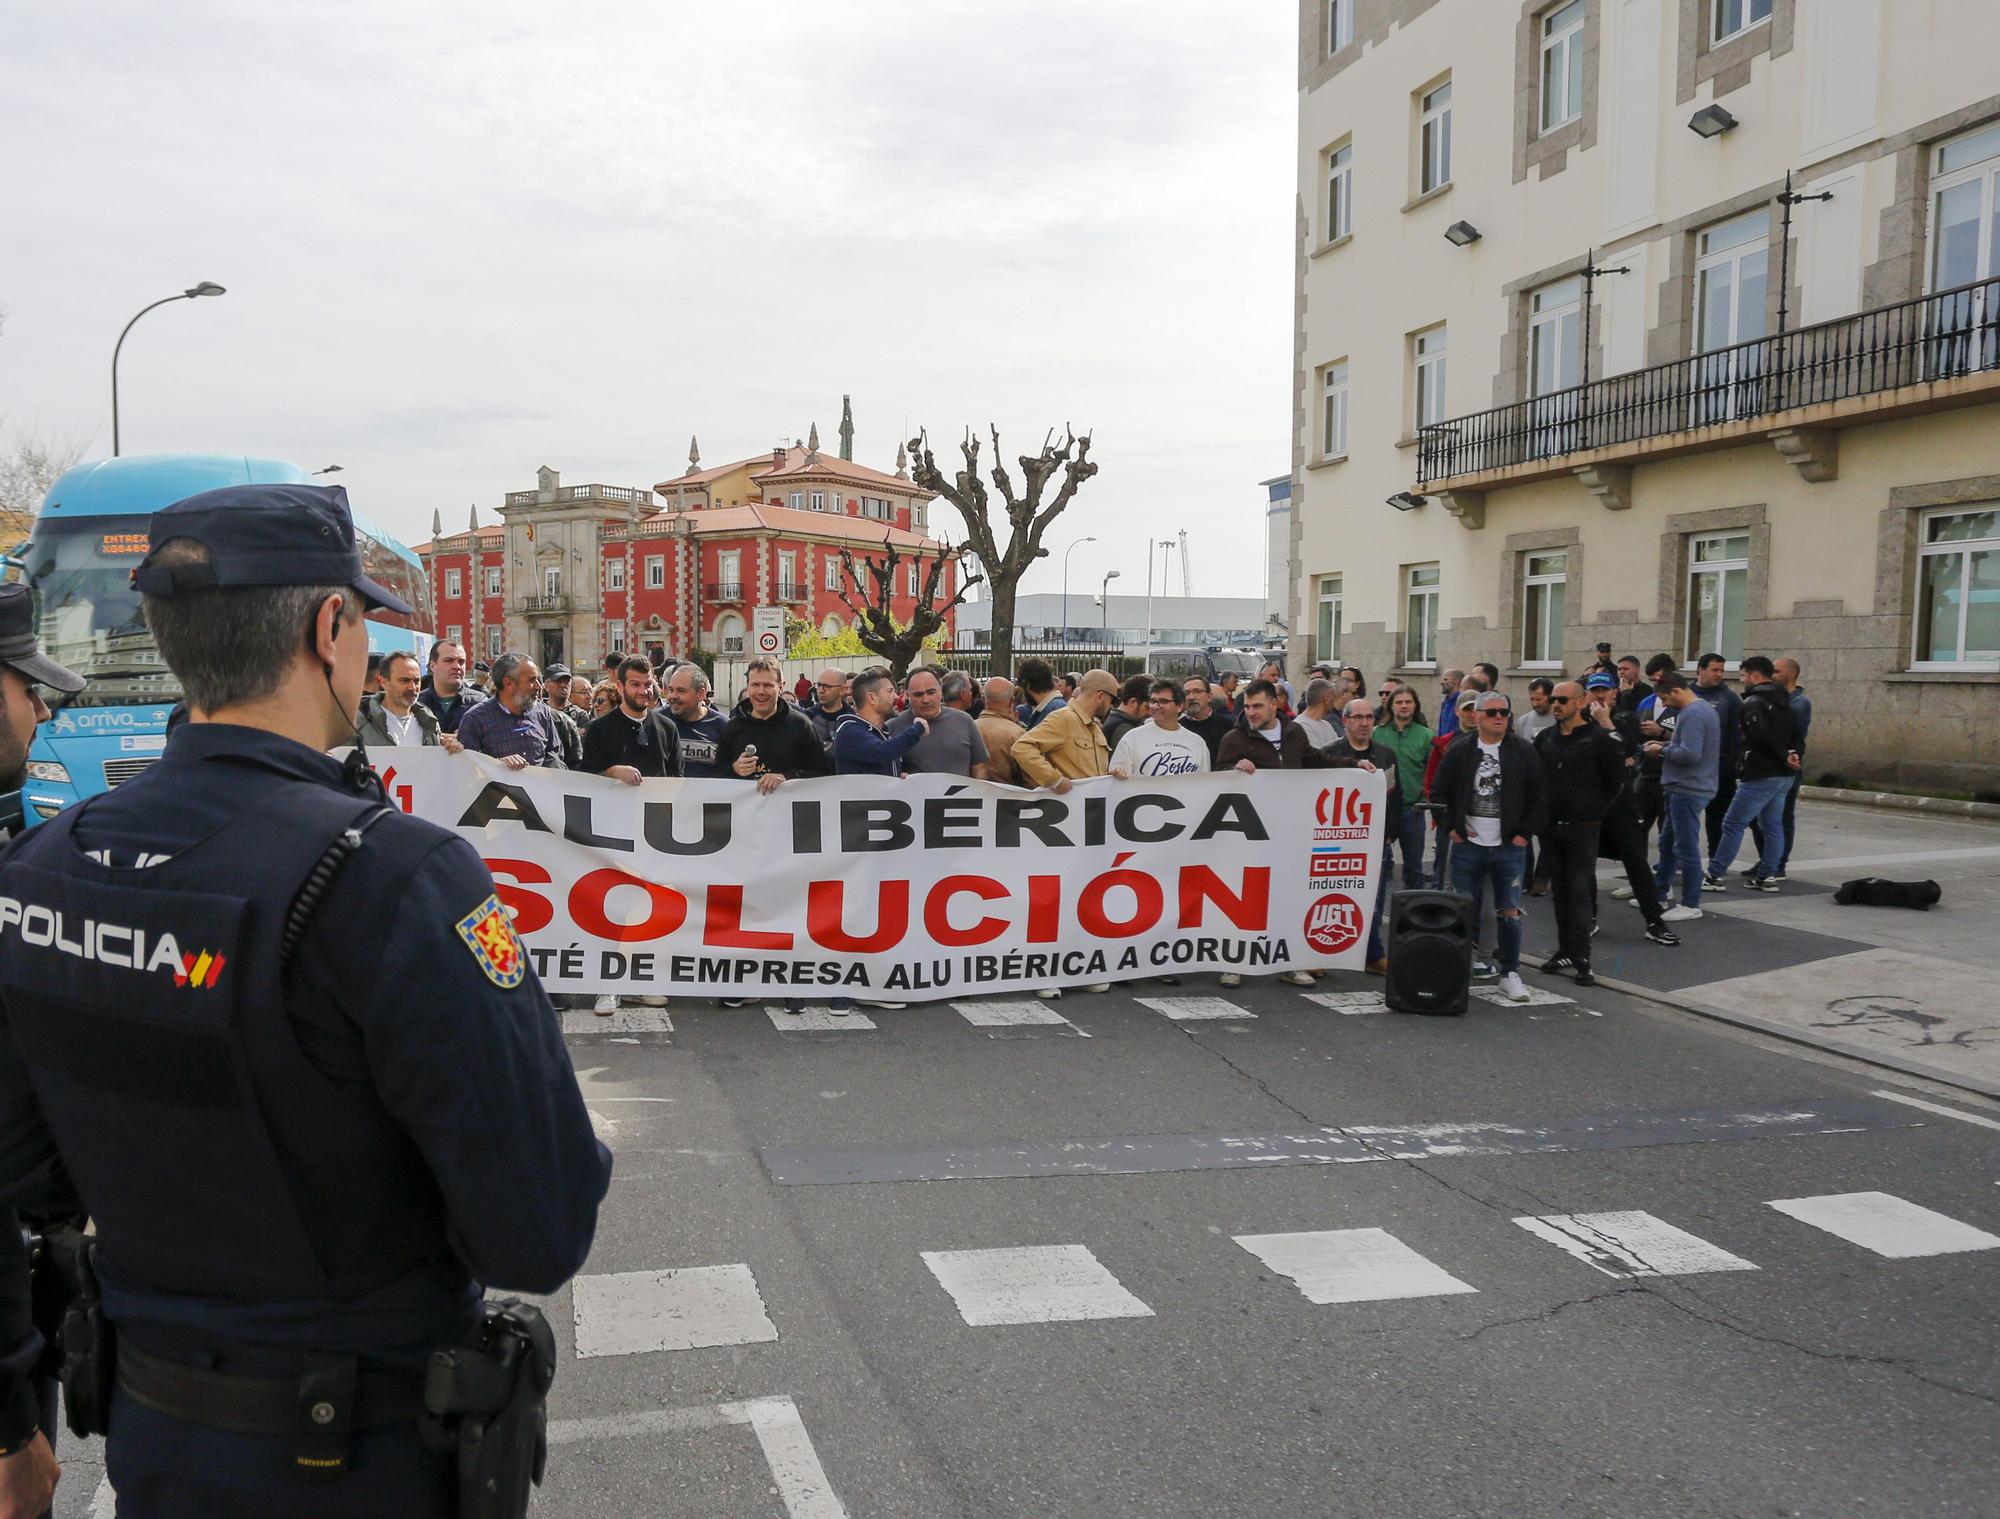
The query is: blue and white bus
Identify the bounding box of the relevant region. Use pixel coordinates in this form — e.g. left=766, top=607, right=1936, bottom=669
left=12, top=455, right=434, bottom=824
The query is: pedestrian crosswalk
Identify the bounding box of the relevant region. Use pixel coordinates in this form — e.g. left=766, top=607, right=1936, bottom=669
left=555, top=1188, right=1995, bottom=1355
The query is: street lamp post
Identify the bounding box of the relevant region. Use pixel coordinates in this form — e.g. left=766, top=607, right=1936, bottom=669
left=1100, top=569, right=1121, bottom=631
left=1061, top=536, right=1097, bottom=642
left=111, top=282, right=227, bottom=456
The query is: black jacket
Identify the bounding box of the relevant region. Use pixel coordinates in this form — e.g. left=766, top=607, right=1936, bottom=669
left=1533, top=722, right=1629, bottom=827
left=581, top=706, right=682, bottom=778
left=1736, top=681, right=1798, bottom=781
left=717, top=699, right=832, bottom=780
left=1319, top=738, right=1404, bottom=832
left=1433, top=732, right=1547, bottom=844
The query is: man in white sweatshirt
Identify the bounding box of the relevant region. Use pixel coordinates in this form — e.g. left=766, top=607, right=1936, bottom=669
left=1109, top=678, right=1212, bottom=779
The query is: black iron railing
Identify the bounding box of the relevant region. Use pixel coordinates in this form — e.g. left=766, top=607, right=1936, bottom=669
left=776, top=581, right=808, bottom=601
left=704, top=581, right=745, bottom=601
left=1418, top=276, right=2000, bottom=484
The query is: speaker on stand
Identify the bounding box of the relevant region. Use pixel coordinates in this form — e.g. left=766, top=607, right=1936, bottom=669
left=1384, top=889, right=1474, bottom=1015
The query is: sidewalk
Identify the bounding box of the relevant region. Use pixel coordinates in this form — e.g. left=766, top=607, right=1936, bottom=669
left=1526, top=800, right=2000, bottom=1098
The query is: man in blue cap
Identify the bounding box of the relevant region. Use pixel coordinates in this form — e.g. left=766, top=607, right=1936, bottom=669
left=0, top=582, right=86, bottom=1519
left=0, top=484, right=610, bottom=1517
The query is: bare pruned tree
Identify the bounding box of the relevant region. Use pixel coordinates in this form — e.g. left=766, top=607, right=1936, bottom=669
left=835, top=538, right=981, bottom=680
left=905, top=425, right=1096, bottom=672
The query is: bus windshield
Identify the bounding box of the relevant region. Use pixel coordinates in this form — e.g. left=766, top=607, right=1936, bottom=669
left=26, top=515, right=180, bottom=709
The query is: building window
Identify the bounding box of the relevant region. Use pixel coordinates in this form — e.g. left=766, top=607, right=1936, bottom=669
left=779, top=550, right=797, bottom=591
left=1521, top=551, right=1569, bottom=666
left=1929, top=124, right=2000, bottom=374
left=1686, top=532, right=1750, bottom=664
left=1327, top=0, right=1354, bottom=53
left=487, top=626, right=503, bottom=659
left=645, top=555, right=665, bottom=589
left=1419, top=80, right=1452, bottom=194
left=1324, top=141, right=1353, bottom=242
left=1692, top=210, right=1770, bottom=422
left=1540, top=1, right=1585, bottom=134
left=1914, top=507, right=2000, bottom=668
left=1711, top=0, right=1771, bottom=45
left=607, top=559, right=625, bottom=591
left=1317, top=575, right=1343, bottom=661
left=907, top=564, right=920, bottom=597
left=607, top=619, right=626, bottom=654
left=826, top=557, right=842, bottom=592
left=543, top=566, right=561, bottom=598
left=718, top=615, right=745, bottom=655
left=445, top=624, right=462, bottom=643
left=1404, top=565, right=1440, bottom=666
left=1413, top=325, right=1448, bottom=430
left=790, top=491, right=803, bottom=510
left=1529, top=277, right=1583, bottom=397
left=717, top=550, right=740, bottom=592
left=485, top=567, right=501, bottom=597
left=1320, top=361, right=1349, bottom=459
left=444, top=568, right=461, bottom=599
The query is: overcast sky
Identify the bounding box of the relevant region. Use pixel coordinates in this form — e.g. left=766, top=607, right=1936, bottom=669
left=1, top=1, right=1294, bottom=605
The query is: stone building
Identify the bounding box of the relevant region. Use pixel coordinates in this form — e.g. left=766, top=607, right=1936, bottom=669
left=1290, top=0, right=2000, bottom=788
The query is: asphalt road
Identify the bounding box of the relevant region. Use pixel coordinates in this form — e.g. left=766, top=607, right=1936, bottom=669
left=54, top=970, right=2000, bottom=1518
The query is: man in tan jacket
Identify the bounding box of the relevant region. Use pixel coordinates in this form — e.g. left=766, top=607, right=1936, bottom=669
left=977, top=676, right=1027, bottom=787
left=1012, top=668, right=1115, bottom=792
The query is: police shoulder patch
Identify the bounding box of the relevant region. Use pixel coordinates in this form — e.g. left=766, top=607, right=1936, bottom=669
left=455, top=893, right=527, bottom=989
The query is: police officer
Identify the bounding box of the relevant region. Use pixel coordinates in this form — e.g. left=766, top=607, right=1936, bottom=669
left=0, top=583, right=86, bottom=1519
left=0, top=485, right=611, bottom=1517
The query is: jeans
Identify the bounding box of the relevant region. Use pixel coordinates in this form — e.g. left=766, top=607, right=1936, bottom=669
left=1396, top=808, right=1427, bottom=886
left=1752, top=771, right=1803, bottom=871
left=1705, top=774, right=1737, bottom=857
left=1539, top=823, right=1599, bottom=964
left=1367, top=846, right=1393, bottom=962
left=1450, top=839, right=1526, bottom=975
left=1654, top=789, right=1713, bottom=907
left=1710, top=774, right=1790, bottom=879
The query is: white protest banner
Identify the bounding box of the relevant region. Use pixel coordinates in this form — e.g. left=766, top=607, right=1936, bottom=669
left=373, top=750, right=1388, bottom=1002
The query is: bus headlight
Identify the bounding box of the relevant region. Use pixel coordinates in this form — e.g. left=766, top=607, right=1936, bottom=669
left=25, top=761, right=70, bottom=783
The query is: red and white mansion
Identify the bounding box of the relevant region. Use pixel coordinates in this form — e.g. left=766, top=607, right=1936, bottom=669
left=416, top=417, right=957, bottom=675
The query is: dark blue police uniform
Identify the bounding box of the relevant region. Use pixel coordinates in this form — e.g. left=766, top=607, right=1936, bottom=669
left=0, top=486, right=611, bottom=1517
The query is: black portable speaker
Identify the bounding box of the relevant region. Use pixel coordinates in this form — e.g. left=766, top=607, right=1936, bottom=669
left=1384, top=889, right=1474, bottom=1016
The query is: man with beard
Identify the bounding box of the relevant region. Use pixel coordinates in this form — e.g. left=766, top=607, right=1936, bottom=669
left=0, top=583, right=86, bottom=1519
left=1177, top=675, right=1234, bottom=764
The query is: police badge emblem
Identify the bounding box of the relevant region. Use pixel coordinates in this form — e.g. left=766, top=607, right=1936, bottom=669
left=455, top=893, right=528, bottom=988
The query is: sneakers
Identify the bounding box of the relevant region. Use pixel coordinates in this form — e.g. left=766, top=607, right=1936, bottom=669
left=1659, top=904, right=1704, bottom=923
left=1471, top=959, right=1498, bottom=981
left=1218, top=972, right=1243, bottom=988
left=637, top=995, right=669, bottom=1008
left=1086, top=983, right=1113, bottom=994
left=1644, top=921, right=1682, bottom=947
left=1280, top=970, right=1316, bottom=987
left=719, top=997, right=750, bottom=1008
left=1156, top=974, right=1183, bottom=986
left=1766, top=871, right=1789, bottom=883
left=1611, top=885, right=1636, bottom=901
left=862, top=1000, right=906, bottom=1010
left=1572, top=968, right=1597, bottom=988
left=1036, top=987, right=1065, bottom=1000
left=1702, top=874, right=1728, bottom=892
left=1496, top=972, right=1530, bottom=1004
left=1541, top=955, right=1577, bottom=976
left=1741, top=873, right=1780, bottom=893
left=781, top=1000, right=806, bottom=1015
left=827, top=1001, right=853, bottom=1019
left=592, top=994, right=618, bottom=1017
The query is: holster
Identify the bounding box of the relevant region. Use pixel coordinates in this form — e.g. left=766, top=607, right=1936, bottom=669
left=33, top=1225, right=114, bottom=1440
left=418, top=1299, right=556, bottom=1519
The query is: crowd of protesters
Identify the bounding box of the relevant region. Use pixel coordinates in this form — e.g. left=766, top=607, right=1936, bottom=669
left=350, top=637, right=1807, bottom=1015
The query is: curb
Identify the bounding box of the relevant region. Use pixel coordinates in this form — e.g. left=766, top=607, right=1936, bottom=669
left=1800, top=785, right=2000, bottom=822
left=1584, top=969, right=2000, bottom=1103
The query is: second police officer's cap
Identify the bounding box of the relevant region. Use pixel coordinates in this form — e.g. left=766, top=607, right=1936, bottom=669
left=1584, top=671, right=1617, bottom=691
left=0, top=584, right=87, bottom=693
left=133, top=483, right=414, bottom=615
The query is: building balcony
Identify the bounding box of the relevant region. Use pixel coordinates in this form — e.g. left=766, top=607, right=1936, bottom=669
left=776, top=580, right=809, bottom=602
left=1415, top=276, right=2000, bottom=526
left=518, top=594, right=570, bottom=614
left=705, top=581, right=745, bottom=602
left=504, top=483, right=653, bottom=508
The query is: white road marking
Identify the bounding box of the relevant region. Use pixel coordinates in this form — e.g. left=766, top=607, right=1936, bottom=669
left=1767, top=1191, right=2000, bottom=1258
left=951, top=999, right=1086, bottom=1034
left=921, top=1244, right=1155, bottom=1326
left=550, top=1396, right=847, bottom=1519
left=763, top=1005, right=878, bottom=1031
left=562, top=1007, right=673, bottom=1033
left=571, top=1264, right=779, bottom=1357
left=1471, top=984, right=1574, bottom=1007
left=1134, top=996, right=1256, bottom=1021
left=1233, top=1228, right=1478, bottom=1304
left=1513, top=1211, right=1759, bottom=1277
left=1783, top=844, right=2000, bottom=872
left=1303, top=991, right=1388, bottom=1014
left=1869, top=1088, right=2000, bottom=1133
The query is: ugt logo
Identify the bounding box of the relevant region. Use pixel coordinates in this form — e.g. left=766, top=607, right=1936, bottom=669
left=1302, top=894, right=1365, bottom=955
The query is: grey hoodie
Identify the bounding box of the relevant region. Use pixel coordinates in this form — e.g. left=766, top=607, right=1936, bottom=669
left=1658, top=695, right=1720, bottom=798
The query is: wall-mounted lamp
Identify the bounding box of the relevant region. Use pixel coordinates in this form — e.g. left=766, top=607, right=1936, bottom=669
left=1444, top=221, right=1482, bottom=247
left=1688, top=104, right=1738, bottom=139
left=1386, top=492, right=1428, bottom=511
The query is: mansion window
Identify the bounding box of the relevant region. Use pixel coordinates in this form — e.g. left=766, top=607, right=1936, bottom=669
left=1930, top=124, right=2000, bottom=374
left=1711, top=0, right=1771, bottom=45
left=1404, top=565, right=1440, bottom=666
left=1419, top=80, right=1452, bottom=194
left=485, top=567, right=501, bottom=597
left=811, top=491, right=826, bottom=511
left=1521, top=552, right=1568, bottom=667
left=645, top=555, right=666, bottom=589
left=1325, top=141, right=1353, bottom=243
left=1914, top=507, right=2000, bottom=669
left=1413, top=325, right=1448, bottom=430
left=1540, top=1, right=1584, bottom=133
left=1317, top=575, right=1343, bottom=661
left=1685, top=532, right=1749, bottom=665
left=1327, top=0, right=1354, bottom=53
left=826, top=557, right=843, bottom=592
left=607, top=559, right=625, bottom=591
left=444, top=568, right=461, bottom=599
left=1320, top=360, right=1349, bottom=459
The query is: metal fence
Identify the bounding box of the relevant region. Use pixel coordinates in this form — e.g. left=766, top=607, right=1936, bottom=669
left=1417, top=275, right=2000, bottom=484
left=932, top=644, right=1145, bottom=680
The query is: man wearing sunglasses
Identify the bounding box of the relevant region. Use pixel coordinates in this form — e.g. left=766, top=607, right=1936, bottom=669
left=1532, top=681, right=1627, bottom=986
left=1433, top=692, right=1545, bottom=1003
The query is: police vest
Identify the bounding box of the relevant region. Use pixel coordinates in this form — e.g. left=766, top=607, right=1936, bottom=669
left=0, top=792, right=452, bottom=1303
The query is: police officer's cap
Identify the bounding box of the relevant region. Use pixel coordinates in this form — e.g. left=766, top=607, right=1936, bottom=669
left=134, top=483, right=413, bottom=615
left=0, top=585, right=87, bottom=693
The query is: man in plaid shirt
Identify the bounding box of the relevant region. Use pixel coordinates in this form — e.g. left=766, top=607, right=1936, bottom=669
left=454, top=652, right=566, bottom=769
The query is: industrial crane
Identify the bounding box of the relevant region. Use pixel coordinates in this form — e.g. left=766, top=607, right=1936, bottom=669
left=1178, top=529, right=1192, bottom=595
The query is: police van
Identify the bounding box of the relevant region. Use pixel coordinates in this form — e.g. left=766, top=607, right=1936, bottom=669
left=9, top=455, right=434, bottom=825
